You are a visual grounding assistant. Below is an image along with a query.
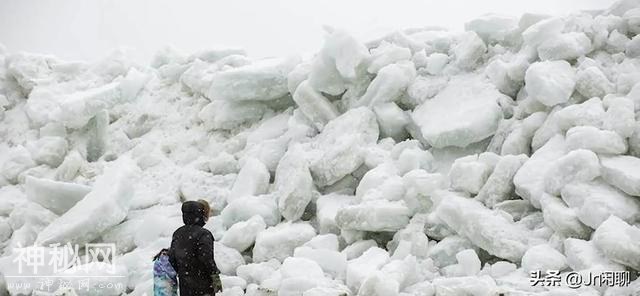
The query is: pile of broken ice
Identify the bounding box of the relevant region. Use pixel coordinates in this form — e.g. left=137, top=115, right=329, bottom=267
left=3, top=0, right=640, bottom=295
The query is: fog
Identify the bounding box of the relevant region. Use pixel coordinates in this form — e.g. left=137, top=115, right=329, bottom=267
left=0, top=0, right=617, bottom=64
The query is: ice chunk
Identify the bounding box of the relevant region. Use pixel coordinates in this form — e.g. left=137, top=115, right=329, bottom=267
left=537, top=32, right=592, bottom=61
left=455, top=249, right=482, bottom=276
left=626, top=35, right=640, bottom=58
left=600, top=155, right=640, bottom=196
left=341, top=240, right=377, bottom=260
left=252, top=222, right=316, bottom=262
left=434, top=191, right=531, bottom=261
left=543, top=149, right=600, bottom=196
left=501, top=112, right=546, bottom=156
left=221, top=215, right=266, bottom=252
left=449, top=155, right=492, bottom=195
left=28, top=68, right=149, bottom=128
left=206, top=56, right=300, bottom=101
left=566, top=126, right=627, bottom=154
left=179, top=169, right=232, bottom=214
left=335, top=199, right=411, bottom=232
left=514, top=135, right=567, bottom=208
left=292, top=80, right=339, bottom=131
left=303, top=234, right=339, bottom=251
left=520, top=244, right=567, bottom=273
left=198, top=100, right=268, bottom=131
left=307, top=30, right=370, bottom=95
left=308, top=107, right=379, bottom=186
left=412, top=76, right=502, bottom=148
left=356, top=61, right=416, bottom=107
left=540, top=193, right=591, bottom=239
left=593, top=216, right=640, bottom=270
left=274, top=145, right=314, bottom=221
left=221, top=275, right=247, bottom=291
left=521, top=17, right=564, bottom=48
left=425, top=53, right=449, bottom=75
left=432, top=276, right=497, bottom=296
left=316, top=194, right=357, bottom=234
left=561, top=180, right=640, bottom=229
left=294, top=246, right=347, bottom=279
left=373, top=103, right=410, bottom=142
left=484, top=56, right=528, bottom=97
left=236, top=260, right=281, bottom=285
left=476, top=154, right=528, bottom=208
left=428, top=236, right=478, bottom=268
left=532, top=98, right=605, bottom=150
left=395, top=149, right=435, bottom=178
left=25, top=176, right=91, bottom=215
left=452, top=31, right=486, bottom=70
left=563, top=238, right=625, bottom=271
left=603, top=96, right=635, bottom=138
left=281, top=257, right=325, bottom=280
left=287, top=62, right=311, bottom=94
left=5, top=52, right=56, bottom=94
left=625, top=8, right=640, bottom=34
left=367, top=41, right=412, bottom=73
left=320, top=29, right=370, bottom=81
left=1, top=145, right=36, bottom=184
left=465, top=14, right=518, bottom=44
left=208, top=152, right=239, bottom=175
left=36, top=157, right=140, bottom=246
left=346, top=247, right=390, bottom=291
left=221, top=195, right=279, bottom=228
left=229, top=157, right=270, bottom=200
left=27, top=136, right=68, bottom=167
left=575, top=67, right=614, bottom=99
left=214, top=242, right=246, bottom=275
left=524, top=60, right=576, bottom=107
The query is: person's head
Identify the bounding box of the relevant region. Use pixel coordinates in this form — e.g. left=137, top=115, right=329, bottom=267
left=181, top=201, right=207, bottom=226
left=152, top=248, right=169, bottom=261
left=197, top=199, right=211, bottom=222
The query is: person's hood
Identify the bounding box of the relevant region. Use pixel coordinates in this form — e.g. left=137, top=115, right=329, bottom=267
left=181, top=201, right=206, bottom=226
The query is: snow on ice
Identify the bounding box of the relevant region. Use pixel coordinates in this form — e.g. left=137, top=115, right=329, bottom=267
left=3, top=1, right=640, bottom=295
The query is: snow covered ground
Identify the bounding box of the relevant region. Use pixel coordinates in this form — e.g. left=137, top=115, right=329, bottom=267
left=2, top=0, right=640, bottom=295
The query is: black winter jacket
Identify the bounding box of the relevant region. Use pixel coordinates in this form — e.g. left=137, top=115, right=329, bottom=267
left=169, top=201, right=219, bottom=296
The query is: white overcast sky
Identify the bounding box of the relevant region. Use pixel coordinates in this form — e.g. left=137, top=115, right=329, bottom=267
left=0, top=0, right=617, bottom=64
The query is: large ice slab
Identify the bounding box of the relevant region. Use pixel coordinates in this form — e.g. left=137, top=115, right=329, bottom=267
left=206, top=56, right=300, bottom=101
left=543, top=149, right=600, bottom=196
left=221, top=215, right=266, bottom=252
left=253, top=222, right=316, bottom=262
left=292, top=80, right=339, bottom=131
left=26, top=68, right=149, bottom=128
left=221, top=194, right=280, bottom=228
left=593, top=216, right=640, bottom=270
left=537, top=32, right=592, bottom=61
left=25, top=176, right=91, bottom=215
left=476, top=154, right=528, bottom=208
left=600, top=155, right=640, bottom=196
left=433, top=190, right=532, bottom=261
left=36, top=157, right=140, bottom=246
left=308, top=107, right=379, bottom=186
left=561, top=180, right=640, bottom=229
left=274, top=145, right=314, bottom=221
left=335, top=200, right=411, bottom=232
left=514, top=135, right=567, bottom=208
left=229, top=157, right=270, bottom=201
left=566, top=126, right=627, bottom=154
left=412, top=76, right=503, bottom=148
left=524, top=60, right=576, bottom=107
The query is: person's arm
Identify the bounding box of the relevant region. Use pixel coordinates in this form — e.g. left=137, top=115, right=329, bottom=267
left=168, top=235, right=178, bottom=271
left=197, top=231, right=219, bottom=275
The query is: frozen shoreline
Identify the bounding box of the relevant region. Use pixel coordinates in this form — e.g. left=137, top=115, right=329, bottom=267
left=2, top=0, right=640, bottom=295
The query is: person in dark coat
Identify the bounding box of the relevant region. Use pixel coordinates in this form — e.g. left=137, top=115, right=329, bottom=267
left=168, top=201, right=220, bottom=296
